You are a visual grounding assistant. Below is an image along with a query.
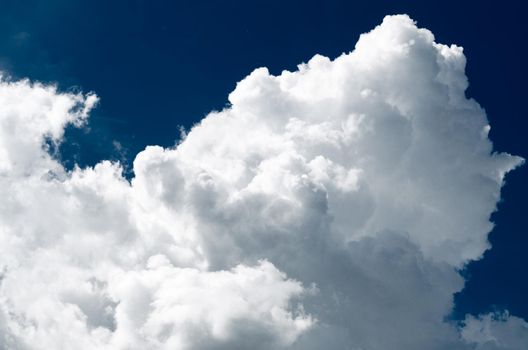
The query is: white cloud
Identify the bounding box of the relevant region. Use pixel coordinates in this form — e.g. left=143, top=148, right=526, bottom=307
left=462, top=312, right=528, bottom=350
left=0, top=14, right=526, bottom=350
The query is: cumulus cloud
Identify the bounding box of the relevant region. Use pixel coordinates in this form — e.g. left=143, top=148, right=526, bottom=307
left=462, top=312, right=528, bottom=350
left=0, top=14, right=526, bottom=350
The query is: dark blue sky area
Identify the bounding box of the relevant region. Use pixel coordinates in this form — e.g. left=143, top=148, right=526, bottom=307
left=0, top=0, right=526, bottom=321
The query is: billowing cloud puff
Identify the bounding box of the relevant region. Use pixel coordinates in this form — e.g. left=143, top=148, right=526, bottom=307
left=0, top=14, right=526, bottom=350
left=462, top=312, right=528, bottom=350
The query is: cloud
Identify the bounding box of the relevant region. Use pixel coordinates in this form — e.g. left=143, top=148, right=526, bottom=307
left=462, top=312, right=528, bottom=350
left=0, top=14, right=526, bottom=350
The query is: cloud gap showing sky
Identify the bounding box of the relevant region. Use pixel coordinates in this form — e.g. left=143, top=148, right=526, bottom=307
left=0, top=14, right=526, bottom=350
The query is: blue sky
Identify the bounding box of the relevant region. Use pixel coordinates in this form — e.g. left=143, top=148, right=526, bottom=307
left=0, top=1, right=526, bottom=347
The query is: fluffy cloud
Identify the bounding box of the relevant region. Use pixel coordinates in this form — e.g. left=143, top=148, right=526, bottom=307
left=462, top=312, right=528, bottom=350
left=0, top=14, right=526, bottom=349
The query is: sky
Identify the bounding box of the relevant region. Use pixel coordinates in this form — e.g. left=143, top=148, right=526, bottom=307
left=0, top=1, right=527, bottom=349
